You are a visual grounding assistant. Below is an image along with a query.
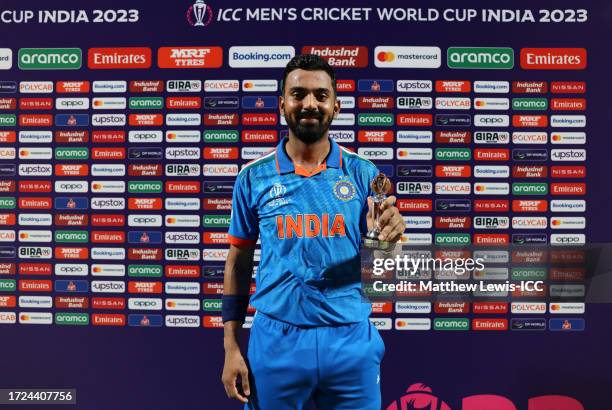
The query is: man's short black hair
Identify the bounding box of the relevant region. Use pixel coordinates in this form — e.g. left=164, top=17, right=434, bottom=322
left=282, top=54, right=336, bottom=95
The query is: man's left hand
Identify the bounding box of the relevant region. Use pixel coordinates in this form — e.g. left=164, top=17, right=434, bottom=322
left=366, top=195, right=405, bottom=243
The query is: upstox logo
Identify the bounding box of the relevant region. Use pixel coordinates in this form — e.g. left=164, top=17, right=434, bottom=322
left=18, top=48, right=82, bottom=70
left=447, top=47, right=514, bottom=69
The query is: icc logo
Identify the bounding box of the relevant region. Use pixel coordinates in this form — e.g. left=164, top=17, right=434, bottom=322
left=269, top=183, right=287, bottom=199
left=186, top=0, right=213, bottom=27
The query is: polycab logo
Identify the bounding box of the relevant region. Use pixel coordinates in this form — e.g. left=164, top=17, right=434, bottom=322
left=512, top=132, right=547, bottom=144
left=512, top=217, right=547, bottom=229
left=158, top=47, right=222, bottom=68
left=88, top=47, right=152, bottom=69
left=435, top=182, right=470, bottom=195
left=520, top=48, right=587, bottom=70
left=375, top=46, right=441, bottom=68
left=229, top=46, right=295, bottom=68
left=435, top=97, right=471, bottom=110
left=302, top=46, right=368, bottom=68
left=19, top=81, right=53, bottom=94
left=205, top=80, right=239, bottom=93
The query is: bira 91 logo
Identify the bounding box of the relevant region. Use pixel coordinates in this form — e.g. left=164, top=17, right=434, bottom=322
left=386, top=383, right=583, bottom=410
left=186, top=0, right=213, bottom=27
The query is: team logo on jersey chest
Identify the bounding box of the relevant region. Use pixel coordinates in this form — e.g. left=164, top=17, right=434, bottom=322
left=333, top=179, right=356, bottom=201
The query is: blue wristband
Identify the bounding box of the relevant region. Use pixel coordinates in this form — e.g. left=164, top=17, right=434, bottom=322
left=222, top=295, right=250, bottom=323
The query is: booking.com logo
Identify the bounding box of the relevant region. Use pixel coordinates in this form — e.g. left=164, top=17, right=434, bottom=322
left=386, top=383, right=584, bottom=410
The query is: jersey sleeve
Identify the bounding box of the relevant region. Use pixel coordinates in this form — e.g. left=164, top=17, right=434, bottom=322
left=228, top=172, right=259, bottom=248
left=359, top=162, right=380, bottom=236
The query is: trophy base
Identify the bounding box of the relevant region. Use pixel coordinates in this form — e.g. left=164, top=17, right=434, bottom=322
left=362, top=236, right=393, bottom=251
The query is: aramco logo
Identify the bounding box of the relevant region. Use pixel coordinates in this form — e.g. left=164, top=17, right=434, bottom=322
left=186, top=0, right=213, bottom=27
left=386, top=383, right=584, bottom=410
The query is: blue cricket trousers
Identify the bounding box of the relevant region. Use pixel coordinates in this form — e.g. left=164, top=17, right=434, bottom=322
left=245, top=312, right=385, bottom=410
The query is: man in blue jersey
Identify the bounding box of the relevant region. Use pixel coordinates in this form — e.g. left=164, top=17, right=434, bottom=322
left=221, top=54, right=405, bottom=410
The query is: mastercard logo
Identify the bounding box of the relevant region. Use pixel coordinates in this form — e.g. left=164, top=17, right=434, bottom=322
left=166, top=217, right=176, bottom=224
left=552, top=134, right=561, bottom=141
left=167, top=133, right=176, bottom=139
left=20, top=150, right=28, bottom=156
left=552, top=219, right=561, bottom=226
left=94, top=100, right=103, bottom=107
left=475, top=101, right=485, bottom=107
left=19, top=233, right=28, bottom=239
left=475, top=185, right=485, bottom=191
left=550, top=304, right=560, bottom=311
left=93, top=266, right=102, bottom=273
left=20, top=314, right=29, bottom=320
left=397, top=150, right=408, bottom=157
left=92, top=183, right=102, bottom=190
left=167, top=301, right=176, bottom=307
left=377, top=51, right=395, bottom=62
left=244, top=82, right=253, bottom=89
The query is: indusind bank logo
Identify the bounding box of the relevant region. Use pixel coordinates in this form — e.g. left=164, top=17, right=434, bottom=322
left=186, top=0, right=213, bottom=27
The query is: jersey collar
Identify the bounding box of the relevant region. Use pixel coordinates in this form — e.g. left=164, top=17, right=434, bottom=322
left=275, top=136, right=342, bottom=177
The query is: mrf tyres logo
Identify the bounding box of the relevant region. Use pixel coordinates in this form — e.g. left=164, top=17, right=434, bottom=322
left=386, top=383, right=584, bottom=410
left=186, top=0, right=214, bottom=27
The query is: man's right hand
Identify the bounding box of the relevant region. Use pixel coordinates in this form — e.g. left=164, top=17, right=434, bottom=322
left=221, top=345, right=251, bottom=404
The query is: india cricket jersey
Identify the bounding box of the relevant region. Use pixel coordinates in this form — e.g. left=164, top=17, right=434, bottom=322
left=228, top=136, right=379, bottom=326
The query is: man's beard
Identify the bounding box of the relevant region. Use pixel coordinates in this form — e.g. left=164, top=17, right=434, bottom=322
left=286, top=110, right=334, bottom=144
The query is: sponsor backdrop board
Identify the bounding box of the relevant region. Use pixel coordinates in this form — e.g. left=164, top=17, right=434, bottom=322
left=0, top=0, right=610, bottom=408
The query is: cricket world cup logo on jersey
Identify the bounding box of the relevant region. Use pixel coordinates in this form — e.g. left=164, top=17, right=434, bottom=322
left=268, top=183, right=289, bottom=207
left=186, top=0, right=213, bottom=27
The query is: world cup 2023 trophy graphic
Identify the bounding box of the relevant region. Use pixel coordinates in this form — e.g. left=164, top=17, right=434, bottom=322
left=363, top=172, right=393, bottom=250
left=192, top=0, right=208, bottom=26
